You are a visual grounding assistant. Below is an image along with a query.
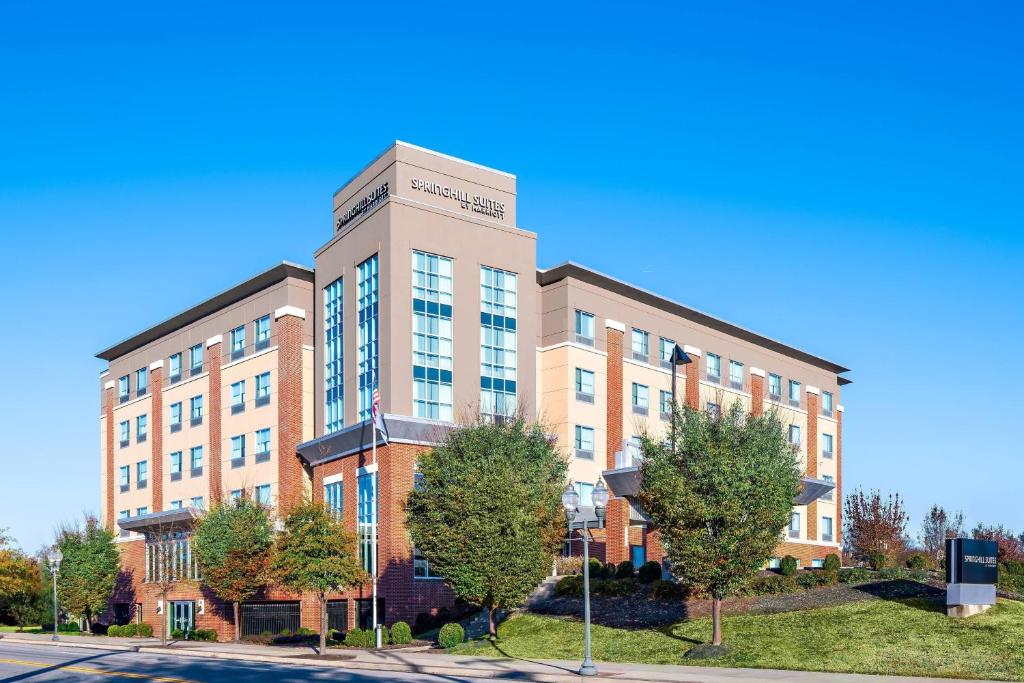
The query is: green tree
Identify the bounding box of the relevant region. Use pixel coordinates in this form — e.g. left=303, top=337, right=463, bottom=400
left=274, top=501, right=366, bottom=655
left=637, top=402, right=800, bottom=650
left=54, top=516, right=119, bottom=632
left=406, top=416, right=567, bottom=638
left=191, top=496, right=275, bottom=642
left=0, top=534, right=44, bottom=630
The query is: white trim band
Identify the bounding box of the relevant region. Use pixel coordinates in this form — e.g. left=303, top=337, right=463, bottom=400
left=149, top=360, right=164, bottom=371
left=323, top=473, right=344, bottom=486
left=356, top=463, right=378, bottom=476
left=275, top=305, right=306, bottom=320
left=206, top=334, right=223, bottom=347
left=683, top=345, right=702, bottom=358
left=605, top=319, right=626, bottom=333
left=104, top=381, right=115, bottom=390
left=100, top=370, right=110, bottom=377
left=805, top=385, right=820, bottom=395
left=749, top=367, right=765, bottom=378
left=837, top=405, right=845, bottom=413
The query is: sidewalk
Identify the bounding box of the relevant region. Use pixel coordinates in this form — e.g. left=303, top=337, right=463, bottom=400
left=0, top=631, right=1004, bottom=683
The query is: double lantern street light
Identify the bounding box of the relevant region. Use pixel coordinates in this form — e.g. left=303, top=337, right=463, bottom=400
left=47, top=548, right=63, bottom=641
left=562, top=478, right=609, bottom=677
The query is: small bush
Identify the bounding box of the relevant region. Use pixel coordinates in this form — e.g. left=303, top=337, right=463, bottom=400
left=838, top=567, right=873, bottom=584
left=870, top=553, right=887, bottom=570
left=437, top=622, right=464, bottom=649
left=261, top=630, right=273, bottom=637
left=58, top=622, right=81, bottom=633
left=193, top=629, right=217, bottom=642
left=796, top=571, right=821, bottom=589
left=171, top=628, right=185, bottom=640
left=556, top=575, right=583, bottom=597
left=591, top=578, right=637, bottom=597
left=137, top=623, right=153, bottom=638
left=780, top=556, right=798, bottom=576
left=588, top=557, right=605, bottom=579
left=740, top=574, right=798, bottom=596
left=823, top=553, right=841, bottom=571
left=555, top=555, right=583, bottom=576
left=278, top=628, right=293, bottom=638
left=1002, top=560, right=1024, bottom=576
left=649, top=578, right=685, bottom=601
left=107, top=625, right=121, bottom=637
left=344, top=627, right=373, bottom=648
left=906, top=553, right=927, bottom=570
left=878, top=567, right=908, bottom=581
left=637, top=560, right=662, bottom=584
left=391, top=621, right=412, bottom=645
left=616, top=561, right=635, bottom=579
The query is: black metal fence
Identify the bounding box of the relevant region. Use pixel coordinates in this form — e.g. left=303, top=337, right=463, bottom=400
left=327, top=600, right=348, bottom=634
left=240, top=601, right=300, bottom=637
left=356, top=598, right=385, bottom=630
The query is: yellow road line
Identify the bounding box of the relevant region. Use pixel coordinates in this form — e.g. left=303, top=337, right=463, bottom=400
left=0, top=656, right=197, bottom=682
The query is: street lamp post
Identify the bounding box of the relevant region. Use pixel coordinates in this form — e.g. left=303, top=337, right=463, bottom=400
left=562, top=479, right=609, bottom=677
left=668, top=344, right=692, bottom=450
left=48, top=548, right=63, bottom=642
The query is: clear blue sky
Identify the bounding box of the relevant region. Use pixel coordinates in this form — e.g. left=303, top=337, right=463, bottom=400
left=1, top=2, right=1022, bottom=553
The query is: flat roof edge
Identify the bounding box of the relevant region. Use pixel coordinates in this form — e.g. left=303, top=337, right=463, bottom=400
left=95, top=262, right=314, bottom=361
left=537, top=261, right=850, bottom=376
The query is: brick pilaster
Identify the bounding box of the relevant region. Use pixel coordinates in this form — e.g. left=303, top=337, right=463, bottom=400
left=683, top=346, right=701, bottom=410
left=806, top=387, right=819, bottom=542
left=150, top=363, right=164, bottom=511
left=604, top=320, right=629, bottom=566
left=207, top=338, right=223, bottom=504
left=836, top=404, right=844, bottom=547
left=750, top=367, right=765, bottom=417
left=104, top=383, right=115, bottom=530
left=277, top=310, right=306, bottom=515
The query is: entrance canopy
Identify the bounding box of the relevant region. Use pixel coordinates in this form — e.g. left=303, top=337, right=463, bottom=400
left=602, top=466, right=835, bottom=507
left=117, top=507, right=200, bottom=534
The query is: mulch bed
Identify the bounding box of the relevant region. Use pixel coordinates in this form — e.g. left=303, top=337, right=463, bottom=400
left=530, top=579, right=946, bottom=629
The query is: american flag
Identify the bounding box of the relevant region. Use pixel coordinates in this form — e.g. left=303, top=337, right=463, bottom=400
left=372, top=386, right=389, bottom=444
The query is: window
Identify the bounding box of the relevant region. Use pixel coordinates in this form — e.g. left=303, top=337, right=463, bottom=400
left=480, top=265, right=517, bottom=421
left=574, top=425, right=595, bottom=458
left=627, top=436, right=643, bottom=464
left=576, top=482, right=595, bottom=507
left=144, top=531, right=201, bottom=583
left=190, top=446, right=203, bottom=473
left=412, top=251, right=454, bottom=421
left=170, top=451, right=182, bottom=475
left=414, top=546, right=442, bottom=579
left=822, top=516, right=834, bottom=541
left=190, top=395, right=203, bottom=423
left=357, top=254, right=379, bottom=422
left=255, top=372, right=270, bottom=406
left=822, top=433, right=834, bottom=457
left=136, top=368, right=148, bottom=396
left=706, top=353, right=721, bottom=383
left=811, top=559, right=824, bottom=568
left=631, top=382, right=649, bottom=414
left=120, top=509, right=130, bottom=520
left=729, top=360, right=744, bottom=389
left=190, top=496, right=205, bottom=510
left=255, top=428, right=271, bottom=461
left=231, top=380, right=245, bottom=412
left=822, top=474, right=834, bottom=501
left=357, top=470, right=377, bottom=574
left=136, top=506, right=148, bottom=517
left=631, top=328, right=649, bottom=361
left=788, top=380, right=801, bottom=406
left=230, top=490, right=242, bottom=502
left=822, top=390, right=834, bottom=416
left=325, top=479, right=343, bottom=518
left=768, top=557, right=781, bottom=570
left=169, top=500, right=182, bottom=510
left=575, top=368, right=595, bottom=401
left=659, top=390, right=672, bottom=419
left=136, top=460, right=148, bottom=486
left=136, top=414, right=147, bottom=442
left=230, top=325, right=245, bottom=358
left=255, top=484, right=271, bottom=506
left=789, top=424, right=801, bottom=446
left=119, top=465, right=130, bottom=488
left=189, top=344, right=203, bottom=373
left=575, top=310, right=595, bottom=345
left=169, top=353, right=181, bottom=380
left=789, top=512, right=801, bottom=536
left=119, top=420, right=129, bottom=446
left=768, top=373, right=782, bottom=399
left=324, top=276, right=344, bottom=433
left=254, top=315, right=270, bottom=349
left=707, top=402, right=721, bottom=419
left=231, top=435, right=245, bottom=464
left=170, top=402, right=182, bottom=430
left=118, top=375, right=129, bottom=402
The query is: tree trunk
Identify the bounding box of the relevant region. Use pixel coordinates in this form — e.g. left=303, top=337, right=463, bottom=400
left=319, top=595, right=327, bottom=656
left=233, top=602, right=241, bottom=642
left=711, top=597, right=723, bottom=646
left=84, top=610, right=91, bottom=634
left=488, top=606, right=497, bottom=639
left=161, top=601, right=167, bottom=646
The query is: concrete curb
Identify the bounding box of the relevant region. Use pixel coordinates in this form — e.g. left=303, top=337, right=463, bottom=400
left=0, top=636, right=140, bottom=653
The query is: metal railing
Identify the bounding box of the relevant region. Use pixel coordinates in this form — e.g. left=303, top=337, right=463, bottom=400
left=240, top=601, right=300, bottom=637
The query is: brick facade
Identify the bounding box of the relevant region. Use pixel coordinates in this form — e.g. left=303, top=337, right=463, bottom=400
left=750, top=370, right=764, bottom=416
left=207, top=340, right=223, bottom=504
left=604, top=324, right=629, bottom=566
left=836, top=405, right=844, bottom=547
left=806, top=390, right=819, bottom=542
left=276, top=313, right=306, bottom=515
left=774, top=541, right=839, bottom=568
left=104, top=386, right=115, bottom=530
left=150, top=366, right=164, bottom=512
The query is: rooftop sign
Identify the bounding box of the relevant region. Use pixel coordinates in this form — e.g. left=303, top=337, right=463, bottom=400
left=336, top=182, right=389, bottom=232
left=409, top=177, right=506, bottom=220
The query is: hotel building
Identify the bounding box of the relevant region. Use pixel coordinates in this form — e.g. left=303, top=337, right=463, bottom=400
left=97, top=142, right=849, bottom=638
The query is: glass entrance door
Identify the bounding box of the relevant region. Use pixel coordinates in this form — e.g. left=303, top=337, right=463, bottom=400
left=170, top=601, right=194, bottom=634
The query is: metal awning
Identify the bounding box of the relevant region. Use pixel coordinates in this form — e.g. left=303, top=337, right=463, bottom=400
left=794, top=476, right=836, bottom=505
left=601, top=468, right=835, bottom=507
left=117, top=508, right=199, bottom=533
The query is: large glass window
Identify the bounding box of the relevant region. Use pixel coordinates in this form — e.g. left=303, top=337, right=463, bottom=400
left=231, top=435, right=245, bottom=463
left=768, top=373, right=782, bottom=399
left=255, top=372, right=270, bottom=402
left=118, top=375, right=129, bottom=401
left=357, top=471, right=377, bottom=574
left=231, top=380, right=245, bottom=407
left=144, top=531, right=201, bottom=583
left=170, top=402, right=181, bottom=427
left=822, top=433, right=834, bottom=457
left=230, top=325, right=245, bottom=356
left=822, top=390, right=834, bottom=415
left=190, top=446, right=203, bottom=471
left=575, top=368, right=595, bottom=396
left=707, top=353, right=722, bottom=382
left=575, top=310, right=595, bottom=344
left=789, top=380, right=801, bottom=404
left=255, top=484, right=271, bottom=506
left=413, top=251, right=454, bottom=421
left=412, top=471, right=442, bottom=579
left=631, top=329, right=649, bottom=360
left=790, top=512, right=801, bottom=533
left=119, top=420, right=129, bottom=444
left=136, top=368, right=148, bottom=395
left=190, top=395, right=203, bottom=421
left=169, top=353, right=181, bottom=379
left=789, top=424, right=801, bottom=446
left=574, top=425, right=595, bottom=454
left=729, top=360, right=744, bottom=388
left=255, top=428, right=271, bottom=456
left=357, top=255, right=379, bottom=422
left=136, top=414, right=147, bottom=441
left=119, top=465, right=130, bottom=487
left=254, top=315, right=270, bottom=347
left=325, top=480, right=343, bottom=518
left=576, top=482, right=595, bottom=507
left=189, top=344, right=203, bottom=372
left=170, top=451, right=182, bottom=474
left=137, top=460, right=148, bottom=484
left=822, top=516, right=833, bottom=540
left=480, top=265, right=517, bottom=420
left=631, top=383, right=649, bottom=410
left=659, top=337, right=674, bottom=364
left=660, top=390, right=672, bottom=417
left=324, top=276, right=344, bottom=433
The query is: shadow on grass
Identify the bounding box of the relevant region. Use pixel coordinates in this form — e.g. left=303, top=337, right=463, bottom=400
left=851, top=580, right=946, bottom=613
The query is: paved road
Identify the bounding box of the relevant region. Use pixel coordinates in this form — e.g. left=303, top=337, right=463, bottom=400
left=0, top=641, right=487, bottom=682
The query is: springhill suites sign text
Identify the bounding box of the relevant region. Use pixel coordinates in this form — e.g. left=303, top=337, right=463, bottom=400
left=409, top=177, right=506, bottom=220
left=336, top=182, right=389, bottom=232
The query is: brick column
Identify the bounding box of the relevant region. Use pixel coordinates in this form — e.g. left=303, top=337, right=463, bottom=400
left=836, top=404, right=844, bottom=547
left=276, top=306, right=306, bottom=516
left=207, top=336, right=223, bottom=504
left=749, top=367, right=765, bottom=417
left=150, top=361, right=164, bottom=512
left=806, top=386, right=819, bottom=542
left=104, top=381, right=115, bottom=530
left=683, top=345, right=702, bottom=410
left=604, top=319, right=629, bottom=566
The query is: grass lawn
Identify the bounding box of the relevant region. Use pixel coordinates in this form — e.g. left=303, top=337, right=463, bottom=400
left=452, top=598, right=1024, bottom=681
left=0, top=625, right=86, bottom=636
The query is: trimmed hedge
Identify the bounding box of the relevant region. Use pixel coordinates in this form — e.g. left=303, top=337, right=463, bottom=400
left=739, top=574, right=798, bottom=596
left=615, top=561, right=635, bottom=579
left=438, top=622, right=464, bottom=649
left=343, top=628, right=374, bottom=648
left=108, top=623, right=153, bottom=638
left=637, top=560, right=662, bottom=584
left=823, top=553, right=841, bottom=571
left=780, top=555, right=798, bottom=577
left=906, top=553, right=927, bottom=570
left=838, top=567, right=873, bottom=583
left=391, top=621, right=412, bottom=645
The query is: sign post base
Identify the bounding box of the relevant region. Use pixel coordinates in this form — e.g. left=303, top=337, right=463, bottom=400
left=947, top=603, right=992, bottom=618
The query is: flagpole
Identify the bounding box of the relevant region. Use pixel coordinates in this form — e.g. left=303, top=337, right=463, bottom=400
left=371, top=378, right=380, bottom=649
